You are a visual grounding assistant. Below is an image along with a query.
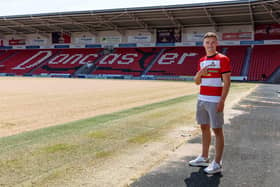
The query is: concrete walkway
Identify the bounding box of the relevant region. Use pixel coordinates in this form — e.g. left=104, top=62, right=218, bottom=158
left=130, top=84, right=280, bottom=187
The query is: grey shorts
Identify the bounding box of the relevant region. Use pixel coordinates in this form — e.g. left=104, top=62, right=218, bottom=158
left=196, top=100, right=224, bottom=128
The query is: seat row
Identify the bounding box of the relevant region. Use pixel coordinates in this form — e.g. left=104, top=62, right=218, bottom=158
left=0, top=45, right=278, bottom=81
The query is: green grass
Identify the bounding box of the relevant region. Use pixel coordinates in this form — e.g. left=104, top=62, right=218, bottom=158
left=0, top=93, right=197, bottom=186
left=41, top=144, right=77, bottom=154
left=0, top=83, right=256, bottom=186
left=0, top=94, right=194, bottom=150
left=95, top=151, right=114, bottom=159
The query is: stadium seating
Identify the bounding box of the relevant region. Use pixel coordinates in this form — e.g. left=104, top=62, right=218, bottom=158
left=0, top=50, right=17, bottom=63
left=248, top=45, right=280, bottom=81
left=32, top=48, right=102, bottom=75
left=0, top=49, right=59, bottom=75
left=222, top=45, right=248, bottom=76
left=146, top=46, right=205, bottom=76
left=0, top=49, right=102, bottom=75
left=0, top=45, right=279, bottom=81
left=92, top=47, right=162, bottom=76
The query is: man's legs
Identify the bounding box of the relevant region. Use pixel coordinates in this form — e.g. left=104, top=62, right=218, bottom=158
left=188, top=124, right=211, bottom=167
left=201, top=124, right=211, bottom=158
left=200, top=125, right=224, bottom=163
left=203, top=127, right=224, bottom=174
left=191, top=100, right=224, bottom=173
left=212, top=128, right=224, bottom=164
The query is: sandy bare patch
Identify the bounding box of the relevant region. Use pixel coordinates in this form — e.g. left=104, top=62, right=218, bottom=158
left=0, top=77, right=198, bottom=137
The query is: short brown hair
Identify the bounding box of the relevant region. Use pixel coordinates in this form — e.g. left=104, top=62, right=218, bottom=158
left=203, top=32, right=218, bottom=40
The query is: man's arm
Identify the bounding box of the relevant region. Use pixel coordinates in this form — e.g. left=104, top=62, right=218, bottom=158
left=217, top=72, right=231, bottom=112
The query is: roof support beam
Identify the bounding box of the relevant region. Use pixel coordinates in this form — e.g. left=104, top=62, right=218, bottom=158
left=94, top=15, right=118, bottom=30
left=94, top=15, right=124, bottom=34
left=2, top=18, right=38, bottom=33
left=62, top=17, right=92, bottom=32
left=248, top=1, right=255, bottom=30
left=262, top=4, right=280, bottom=24
left=126, top=13, right=153, bottom=33
left=107, top=12, right=126, bottom=21
left=204, top=8, right=217, bottom=31
left=273, top=0, right=280, bottom=9
left=162, top=9, right=182, bottom=28
left=0, top=26, right=17, bottom=33
left=28, top=17, right=63, bottom=32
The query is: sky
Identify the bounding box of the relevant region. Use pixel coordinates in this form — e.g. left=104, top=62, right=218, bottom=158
left=0, top=0, right=233, bottom=17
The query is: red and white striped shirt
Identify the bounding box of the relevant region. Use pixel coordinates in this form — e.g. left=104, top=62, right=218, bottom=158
left=198, top=53, right=231, bottom=103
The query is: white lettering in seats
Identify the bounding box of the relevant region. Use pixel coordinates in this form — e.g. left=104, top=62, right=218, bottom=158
left=13, top=51, right=52, bottom=70
left=117, top=53, right=138, bottom=64
left=158, top=53, right=178, bottom=64
left=99, top=54, right=121, bottom=64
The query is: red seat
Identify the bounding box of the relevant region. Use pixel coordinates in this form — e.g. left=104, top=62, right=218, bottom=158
left=248, top=45, right=280, bottom=81
left=147, top=46, right=204, bottom=76
left=1, top=45, right=278, bottom=80
left=33, top=48, right=102, bottom=75
left=222, top=46, right=248, bottom=76
left=0, top=48, right=102, bottom=75
left=0, top=49, right=59, bottom=75
left=93, top=47, right=161, bottom=76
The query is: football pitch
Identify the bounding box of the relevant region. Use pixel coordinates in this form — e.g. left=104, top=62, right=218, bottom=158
left=0, top=77, right=256, bottom=186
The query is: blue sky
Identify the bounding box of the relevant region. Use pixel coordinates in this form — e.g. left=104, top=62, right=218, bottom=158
left=1, top=0, right=232, bottom=16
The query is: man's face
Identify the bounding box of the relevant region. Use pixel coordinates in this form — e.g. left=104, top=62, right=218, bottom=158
left=203, top=37, right=218, bottom=55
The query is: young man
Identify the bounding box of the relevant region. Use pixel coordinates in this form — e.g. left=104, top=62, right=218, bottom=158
left=189, top=32, right=231, bottom=174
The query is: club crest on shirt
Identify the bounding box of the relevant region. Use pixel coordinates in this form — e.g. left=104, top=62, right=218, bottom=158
left=201, top=60, right=220, bottom=69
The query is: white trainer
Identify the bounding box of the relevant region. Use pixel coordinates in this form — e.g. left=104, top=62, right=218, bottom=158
left=204, top=161, right=222, bottom=174
left=188, top=156, right=210, bottom=167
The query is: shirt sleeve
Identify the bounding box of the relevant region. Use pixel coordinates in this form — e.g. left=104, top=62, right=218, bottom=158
left=221, top=56, right=231, bottom=74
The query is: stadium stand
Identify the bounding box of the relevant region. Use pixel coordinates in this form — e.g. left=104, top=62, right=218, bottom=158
left=0, top=50, right=16, bottom=63
left=32, top=48, right=102, bottom=75
left=147, top=46, right=204, bottom=76
left=0, top=49, right=102, bottom=75
left=92, top=47, right=162, bottom=76
left=221, top=46, right=249, bottom=76
left=0, top=49, right=57, bottom=75
left=248, top=45, right=280, bottom=81
left=0, top=0, right=279, bottom=82
left=0, top=45, right=279, bottom=81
